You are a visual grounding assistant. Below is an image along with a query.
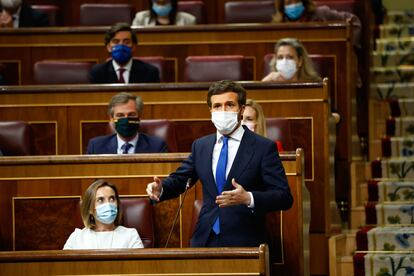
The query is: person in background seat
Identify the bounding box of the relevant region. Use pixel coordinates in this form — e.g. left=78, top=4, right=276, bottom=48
left=262, top=38, right=321, bottom=82
left=89, top=23, right=160, bottom=84
left=243, top=99, right=284, bottom=152
left=132, top=0, right=196, bottom=26
left=0, top=0, right=49, bottom=28
left=64, top=179, right=144, bottom=249
left=86, top=92, right=168, bottom=154
left=272, top=0, right=361, bottom=46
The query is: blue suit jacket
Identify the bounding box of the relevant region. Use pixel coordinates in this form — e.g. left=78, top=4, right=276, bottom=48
left=160, top=126, right=293, bottom=247
left=86, top=133, right=168, bottom=154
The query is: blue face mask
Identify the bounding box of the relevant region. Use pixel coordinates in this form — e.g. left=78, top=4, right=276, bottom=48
left=284, top=2, right=305, bottom=20
left=95, top=202, right=118, bottom=225
left=111, top=44, right=132, bottom=64
left=152, top=3, right=172, bottom=17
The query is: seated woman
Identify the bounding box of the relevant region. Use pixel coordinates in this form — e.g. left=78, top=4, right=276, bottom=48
left=243, top=99, right=284, bottom=152
left=63, top=179, right=144, bottom=249
left=132, top=0, right=196, bottom=26
left=272, top=0, right=361, bottom=46
left=262, top=37, right=321, bottom=82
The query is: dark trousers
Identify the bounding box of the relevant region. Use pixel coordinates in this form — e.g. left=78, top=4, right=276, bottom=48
left=205, top=230, right=221, bottom=247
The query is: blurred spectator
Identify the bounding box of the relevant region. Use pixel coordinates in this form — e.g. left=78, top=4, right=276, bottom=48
left=262, top=37, right=321, bottom=82
left=132, top=0, right=196, bottom=26
left=63, top=179, right=144, bottom=249
left=243, top=99, right=284, bottom=152
left=272, top=0, right=361, bottom=47
left=0, top=0, right=49, bottom=28
left=89, top=23, right=160, bottom=84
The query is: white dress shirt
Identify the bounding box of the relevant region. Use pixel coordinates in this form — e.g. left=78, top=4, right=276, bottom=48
left=112, top=58, right=133, bottom=84
left=212, top=125, right=254, bottom=208
left=63, top=226, right=144, bottom=249
left=116, top=133, right=139, bottom=154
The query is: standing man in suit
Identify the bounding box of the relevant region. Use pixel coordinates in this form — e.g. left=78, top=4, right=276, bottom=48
left=86, top=92, right=168, bottom=154
left=89, top=23, right=160, bottom=84
left=147, top=80, right=293, bottom=247
left=0, top=0, right=49, bottom=28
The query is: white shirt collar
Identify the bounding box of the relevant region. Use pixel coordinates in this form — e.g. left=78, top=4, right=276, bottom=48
left=216, top=124, right=244, bottom=143
left=116, top=133, right=139, bottom=154
left=112, top=58, right=133, bottom=72
left=12, top=6, right=21, bottom=28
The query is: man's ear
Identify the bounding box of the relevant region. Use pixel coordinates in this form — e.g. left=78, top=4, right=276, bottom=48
left=106, top=44, right=112, bottom=53
left=239, top=105, right=246, bottom=120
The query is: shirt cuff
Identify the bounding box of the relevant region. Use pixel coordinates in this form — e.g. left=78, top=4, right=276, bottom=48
left=247, top=192, right=255, bottom=208
left=159, top=187, right=163, bottom=199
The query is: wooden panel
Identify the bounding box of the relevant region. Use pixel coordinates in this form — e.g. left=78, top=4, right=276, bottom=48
left=0, top=61, right=20, bottom=85
left=29, top=122, right=57, bottom=155
left=13, top=196, right=82, bottom=250
left=0, top=245, right=269, bottom=276
left=0, top=151, right=307, bottom=276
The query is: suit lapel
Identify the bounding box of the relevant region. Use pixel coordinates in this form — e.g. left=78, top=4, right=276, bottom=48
left=227, top=130, right=255, bottom=187
left=203, top=134, right=218, bottom=197
left=108, top=62, right=120, bottom=83
left=129, top=60, right=137, bottom=83
left=134, top=134, right=148, bottom=153
left=106, top=135, right=118, bottom=154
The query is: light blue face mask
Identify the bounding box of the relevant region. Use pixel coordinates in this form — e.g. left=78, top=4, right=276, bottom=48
left=284, top=2, right=305, bottom=20
left=152, top=3, right=172, bottom=17
left=95, top=203, right=118, bottom=224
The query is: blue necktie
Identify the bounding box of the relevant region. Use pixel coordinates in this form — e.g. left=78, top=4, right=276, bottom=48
left=121, top=142, right=132, bottom=154
left=212, top=136, right=228, bottom=234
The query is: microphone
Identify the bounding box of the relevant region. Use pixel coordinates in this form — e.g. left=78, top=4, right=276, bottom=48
left=165, top=178, right=192, bottom=248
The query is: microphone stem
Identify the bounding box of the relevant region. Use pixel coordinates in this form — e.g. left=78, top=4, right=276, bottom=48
left=165, top=180, right=191, bottom=248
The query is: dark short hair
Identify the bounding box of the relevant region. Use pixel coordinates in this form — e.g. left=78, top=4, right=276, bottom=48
left=207, top=80, right=246, bottom=108
left=104, top=23, right=138, bottom=45
left=108, top=92, right=144, bottom=117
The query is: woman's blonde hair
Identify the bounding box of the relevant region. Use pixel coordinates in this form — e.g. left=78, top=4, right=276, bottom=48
left=272, top=0, right=317, bottom=23
left=245, top=99, right=267, bottom=137
left=80, top=179, right=122, bottom=229
left=269, top=38, right=321, bottom=82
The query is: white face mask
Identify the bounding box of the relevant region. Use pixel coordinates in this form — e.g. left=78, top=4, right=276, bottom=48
left=276, top=58, right=298, bottom=80
left=211, top=111, right=239, bottom=135
left=242, top=121, right=256, bottom=132
left=1, top=0, right=22, bottom=10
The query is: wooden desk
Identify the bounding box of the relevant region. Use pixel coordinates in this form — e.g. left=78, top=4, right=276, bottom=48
left=0, top=245, right=269, bottom=276
left=0, top=151, right=308, bottom=276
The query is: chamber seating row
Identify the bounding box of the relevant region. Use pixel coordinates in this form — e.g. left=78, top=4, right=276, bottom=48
left=26, top=54, right=335, bottom=85
left=0, top=81, right=337, bottom=275
left=0, top=150, right=308, bottom=276
left=30, top=0, right=356, bottom=26
left=0, top=24, right=355, bottom=199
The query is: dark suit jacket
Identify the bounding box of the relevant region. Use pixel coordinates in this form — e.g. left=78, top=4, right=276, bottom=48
left=88, top=59, right=160, bottom=84
left=160, top=126, right=293, bottom=247
left=86, top=133, right=168, bottom=154
left=0, top=74, right=6, bottom=85
left=18, top=4, right=49, bottom=27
